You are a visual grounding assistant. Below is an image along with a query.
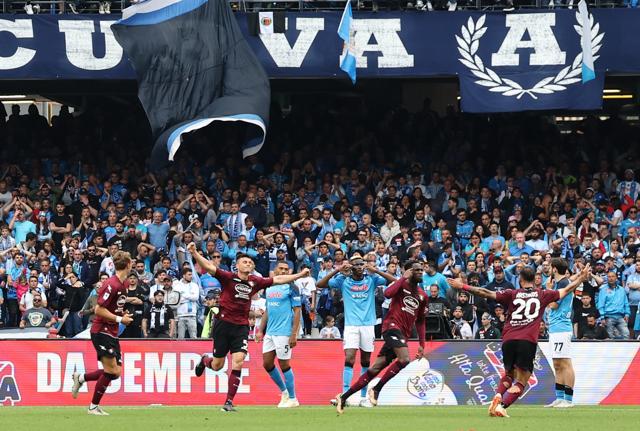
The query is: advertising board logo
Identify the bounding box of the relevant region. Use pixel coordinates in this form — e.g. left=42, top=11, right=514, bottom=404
left=456, top=12, right=604, bottom=99
left=407, top=369, right=445, bottom=401
left=0, top=361, right=21, bottom=406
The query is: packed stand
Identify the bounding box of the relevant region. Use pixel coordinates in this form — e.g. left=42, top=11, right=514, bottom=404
left=0, top=99, right=640, bottom=342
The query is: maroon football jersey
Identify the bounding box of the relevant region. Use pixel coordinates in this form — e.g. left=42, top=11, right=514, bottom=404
left=215, top=269, right=273, bottom=325
left=382, top=278, right=428, bottom=342
left=496, top=288, right=560, bottom=344
left=91, top=275, right=128, bottom=337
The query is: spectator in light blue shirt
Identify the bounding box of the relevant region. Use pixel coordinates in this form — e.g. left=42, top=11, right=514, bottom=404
left=422, top=261, right=450, bottom=298
left=483, top=222, right=505, bottom=249
left=455, top=209, right=474, bottom=248
left=624, top=261, right=640, bottom=337
left=598, top=271, right=631, bottom=339
left=509, top=231, right=534, bottom=257
left=147, top=211, right=170, bottom=250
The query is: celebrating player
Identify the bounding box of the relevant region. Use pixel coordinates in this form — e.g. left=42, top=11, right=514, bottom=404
left=256, top=261, right=302, bottom=408
left=71, top=251, right=134, bottom=416
left=336, top=260, right=428, bottom=414
left=447, top=264, right=590, bottom=418
left=189, top=242, right=310, bottom=412
left=317, top=254, right=396, bottom=407
left=545, top=258, right=576, bottom=408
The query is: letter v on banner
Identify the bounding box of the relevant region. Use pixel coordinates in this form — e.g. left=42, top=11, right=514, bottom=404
left=338, top=0, right=356, bottom=84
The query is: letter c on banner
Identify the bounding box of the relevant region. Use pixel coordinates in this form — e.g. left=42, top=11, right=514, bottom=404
left=0, top=19, right=37, bottom=70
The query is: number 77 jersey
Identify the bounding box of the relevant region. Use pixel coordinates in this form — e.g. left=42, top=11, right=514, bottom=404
left=496, top=288, right=560, bottom=344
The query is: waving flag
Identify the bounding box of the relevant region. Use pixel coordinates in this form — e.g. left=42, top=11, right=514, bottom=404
left=578, top=0, right=595, bottom=83
left=112, top=0, right=270, bottom=168
left=338, top=0, right=356, bottom=84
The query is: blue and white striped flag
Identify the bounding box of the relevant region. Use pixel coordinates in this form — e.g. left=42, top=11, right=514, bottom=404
left=338, top=0, right=356, bottom=84
left=578, top=0, right=595, bottom=83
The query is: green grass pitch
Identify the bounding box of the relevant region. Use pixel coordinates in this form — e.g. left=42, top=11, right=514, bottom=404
left=2, top=405, right=639, bottom=431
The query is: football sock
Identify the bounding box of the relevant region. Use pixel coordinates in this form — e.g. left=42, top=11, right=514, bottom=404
left=502, top=381, right=525, bottom=408
left=555, top=383, right=565, bottom=401
left=84, top=369, right=103, bottom=382
left=564, top=385, right=574, bottom=402
left=373, top=361, right=407, bottom=394
left=342, top=370, right=377, bottom=401
left=360, top=367, right=369, bottom=398
left=91, top=372, right=116, bottom=405
left=226, top=369, right=242, bottom=404
left=282, top=368, right=296, bottom=399
left=342, top=365, right=354, bottom=393
left=266, top=366, right=286, bottom=393
left=203, top=356, right=213, bottom=369
left=497, top=374, right=513, bottom=396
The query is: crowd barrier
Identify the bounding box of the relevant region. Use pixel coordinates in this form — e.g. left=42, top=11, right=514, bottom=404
left=1, top=339, right=639, bottom=406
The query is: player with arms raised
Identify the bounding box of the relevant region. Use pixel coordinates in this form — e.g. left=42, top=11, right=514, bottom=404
left=71, top=251, right=134, bottom=416
left=448, top=264, right=590, bottom=418
left=317, top=254, right=396, bottom=407
left=256, top=261, right=302, bottom=408
left=189, top=242, right=310, bottom=412
left=336, top=260, right=428, bottom=414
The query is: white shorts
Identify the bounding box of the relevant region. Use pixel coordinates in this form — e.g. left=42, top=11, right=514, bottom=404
left=548, top=332, right=573, bottom=359
left=262, top=335, right=292, bottom=360
left=343, top=326, right=375, bottom=352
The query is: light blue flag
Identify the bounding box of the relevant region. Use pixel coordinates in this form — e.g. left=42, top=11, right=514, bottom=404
left=338, top=0, right=356, bottom=84
left=578, top=0, right=595, bottom=83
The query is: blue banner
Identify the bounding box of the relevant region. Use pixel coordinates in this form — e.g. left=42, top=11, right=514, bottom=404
left=1, top=10, right=639, bottom=111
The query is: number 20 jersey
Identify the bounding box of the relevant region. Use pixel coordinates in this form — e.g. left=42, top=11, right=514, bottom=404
left=496, top=288, right=559, bottom=344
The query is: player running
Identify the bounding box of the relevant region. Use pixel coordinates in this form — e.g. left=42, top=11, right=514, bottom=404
left=189, top=242, right=310, bottom=412
left=317, top=254, right=396, bottom=407
left=256, top=261, right=302, bottom=408
left=336, top=260, right=427, bottom=414
left=447, top=264, right=590, bottom=418
left=71, top=251, right=134, bottom=416
left=545, top=258, right=576, bottom=408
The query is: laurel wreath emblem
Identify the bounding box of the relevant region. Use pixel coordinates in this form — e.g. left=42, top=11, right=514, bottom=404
left=456, top=14, right=604, bottom=99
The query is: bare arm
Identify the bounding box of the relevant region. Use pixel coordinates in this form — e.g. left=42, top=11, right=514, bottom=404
left=366, top=264, right=397, bottom=284
left=169, top=319, right=176, bottom=338
left=187, top=242, right=217, bottom=275
left=255, top=310, right=268, bottom=343
left=316, top=268, right=341, bottom=289
left=272, top=268, right=311, bottom=285
left=447, top=277, right=497, bottom=300
left=290, top=307, right=301, bottom=347
left=558, top=265, right=591, bottom=300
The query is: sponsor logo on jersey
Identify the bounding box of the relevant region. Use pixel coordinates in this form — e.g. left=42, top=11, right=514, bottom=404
left=349, top=283, right=368, bottom=292
left=267, top=289, right=284, bottom=299
left=401, top=295, right=419, bottom=315
left=235, top=283, right=252, bottom=300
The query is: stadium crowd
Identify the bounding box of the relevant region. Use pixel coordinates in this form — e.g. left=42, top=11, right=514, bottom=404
left=0, top=99, right=640, bottom=342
